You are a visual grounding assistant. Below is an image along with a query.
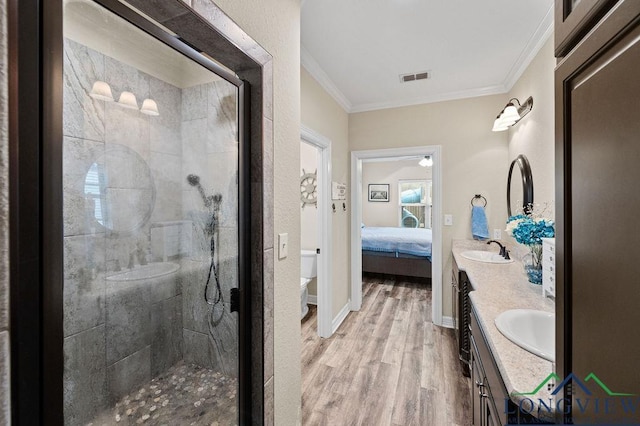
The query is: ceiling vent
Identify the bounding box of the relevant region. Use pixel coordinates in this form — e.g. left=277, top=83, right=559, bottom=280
left=399, top=71, right=430, bottom=83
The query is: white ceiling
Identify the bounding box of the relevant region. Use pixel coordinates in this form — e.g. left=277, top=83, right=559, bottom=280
left=301, top=0, right=554, bottom=113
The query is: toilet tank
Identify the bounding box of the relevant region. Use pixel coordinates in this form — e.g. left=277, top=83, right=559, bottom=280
left=301, top=249, right=317, bottom=278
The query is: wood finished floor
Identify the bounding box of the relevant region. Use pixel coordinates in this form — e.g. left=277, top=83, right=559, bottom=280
left=301, top=275, right=471, bottom=426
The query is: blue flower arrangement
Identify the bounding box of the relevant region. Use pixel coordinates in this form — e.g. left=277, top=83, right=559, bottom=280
left=506, top=205, right=555, bottom=284
left=506, top=214, right=555, bottom=246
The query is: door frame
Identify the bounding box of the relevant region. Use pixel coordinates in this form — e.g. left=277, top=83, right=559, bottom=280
left=350, top=146, right=443, bottom=325
left=301, top=125, right=333, bottom=338
left=8, top=0, right=263, bottom=422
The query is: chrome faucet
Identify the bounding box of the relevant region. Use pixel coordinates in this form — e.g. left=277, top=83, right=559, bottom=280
left=487, top=240, right=510, bottom=260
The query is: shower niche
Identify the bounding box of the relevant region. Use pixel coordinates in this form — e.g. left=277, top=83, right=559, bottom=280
left=61, top=0, right=247, bottom=424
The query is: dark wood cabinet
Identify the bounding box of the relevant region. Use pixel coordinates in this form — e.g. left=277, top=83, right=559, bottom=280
left=469, top=305, right=509, bottom=426
left=556, top=0, right=640, bottom=423
left=554, top=0, right=617, bottom=56
left=452, top=258, right=470, bottom=376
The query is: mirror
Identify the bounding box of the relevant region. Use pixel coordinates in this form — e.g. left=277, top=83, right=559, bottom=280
left=507, top=154, right=534, bottom=216
left=84, top=144, right=155, bottom=234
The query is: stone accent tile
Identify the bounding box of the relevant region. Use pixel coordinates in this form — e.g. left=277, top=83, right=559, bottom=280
left=64, top=325, right=108, bottom=425
left=262, top=118, right=274, bottom=250
left=105, top=280, right=152, bottom=365
left=264, top=376, right=274, bottom=426
left=1, top=0, right=8, bottom=333
left=151, top=295, right=183, bottom=377
left=63, top=39, right=105, bottom=142
left=263, top=249, right=274, bottom=382
left=183, top=328, right=213, bottom=369
left=262, top=60, right=274, bottom=120
left=107, top=346, right=151, bottom=403
left=0, top=331, right=10, bottom=424
left=208, top=303, right=238, bottom=377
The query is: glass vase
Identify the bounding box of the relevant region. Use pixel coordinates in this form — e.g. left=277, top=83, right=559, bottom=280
left=523, top=244, right=543, bottom=285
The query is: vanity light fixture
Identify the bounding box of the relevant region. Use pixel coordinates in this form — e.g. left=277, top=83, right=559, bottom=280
left=492, top=96, right=534, bottom=132
left=89, top=81, right=114, bottom=102
left=117, top=91, right=139, bottom=109
left=140, top=98, right=160, bottom=116
left=419, top=155, right=433, bottom=167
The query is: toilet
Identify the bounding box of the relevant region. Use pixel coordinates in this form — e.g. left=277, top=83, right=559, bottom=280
left=300, top=249, right=317, bottom=319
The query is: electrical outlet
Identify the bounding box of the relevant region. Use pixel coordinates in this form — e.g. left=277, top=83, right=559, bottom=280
left=278, top=233, right=288, bottom=259
left=493, top=229, right=502, bottom=240
left=444, top=214, right=453, bottom=226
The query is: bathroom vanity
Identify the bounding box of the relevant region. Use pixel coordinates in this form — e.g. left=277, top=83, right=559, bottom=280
left=452, top=240, right=555, bottom=425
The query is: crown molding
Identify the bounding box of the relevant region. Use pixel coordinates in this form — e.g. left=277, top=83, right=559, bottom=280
left=349, top=83, right=507, bottom=113
left=301, top=46, right=353, bottom=113
left=502, top=2, right=554, bottom=91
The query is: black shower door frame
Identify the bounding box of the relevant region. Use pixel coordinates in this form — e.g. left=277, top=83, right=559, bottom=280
left=8, top=0, right=254, bottom=423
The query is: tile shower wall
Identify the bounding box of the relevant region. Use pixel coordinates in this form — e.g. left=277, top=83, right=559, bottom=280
left=63, top=38, right=184, bottom=424
left=180, top=80, right=239, bottom=377
left=63, top=37, right=239, bottom=425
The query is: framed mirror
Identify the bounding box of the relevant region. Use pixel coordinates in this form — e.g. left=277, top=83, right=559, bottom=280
left=507, top=154, right=534, bottom=216
left=83, top=144, right=156, bottom=234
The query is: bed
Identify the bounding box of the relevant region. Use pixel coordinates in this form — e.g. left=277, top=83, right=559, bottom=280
left=361, top=226, right=432, bottom=279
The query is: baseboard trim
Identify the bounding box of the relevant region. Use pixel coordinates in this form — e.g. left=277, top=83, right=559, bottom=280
left=441, top=316, right=455, bottom=329
left=332, top=301, right=351, bottom=334
left=308, top=295, right=317, bottom=305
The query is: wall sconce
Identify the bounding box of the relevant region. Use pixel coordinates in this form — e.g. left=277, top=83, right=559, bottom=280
left=419, top=155, right=433, bottom=167
left=140, top=99, right=160, bottom=116
left=90, top=81, right=161, bottom=116
left=492, top=96, right=533, bottom=132
left=89, top=81, right=114, bottom=102
left=117, top=91, right=139, bottom=109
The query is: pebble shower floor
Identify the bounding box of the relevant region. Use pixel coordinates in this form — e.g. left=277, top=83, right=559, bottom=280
left=88, top=362, right=238, bottom=425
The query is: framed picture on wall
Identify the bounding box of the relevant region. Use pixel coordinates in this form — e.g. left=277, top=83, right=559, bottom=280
left=368, top=184, right=390, bottom=202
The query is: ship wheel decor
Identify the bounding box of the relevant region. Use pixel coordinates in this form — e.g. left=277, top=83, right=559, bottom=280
left=300, top=168, right=318, bottom=209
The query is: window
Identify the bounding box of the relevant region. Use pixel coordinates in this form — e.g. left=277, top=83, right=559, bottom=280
left=398, top=179, right=432, bottom=228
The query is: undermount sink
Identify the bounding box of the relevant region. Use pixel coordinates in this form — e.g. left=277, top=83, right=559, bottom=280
left=460, top=250, right=514, bottom=264
left=495, top=309, right=555, bottom=362
left=107, top=262, right=180, bottom=282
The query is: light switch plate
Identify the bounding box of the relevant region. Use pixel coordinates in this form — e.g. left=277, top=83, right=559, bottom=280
left=444, top=214, right=453, bottom=226
left=493, top=229, right=502, bottom=240
left=278, top=233, right=288, bottom=259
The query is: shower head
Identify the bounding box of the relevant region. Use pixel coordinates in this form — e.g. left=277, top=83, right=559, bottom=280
left=187, top=174, right=212, bottom=207
left=187, top=174, right=200, bottom=186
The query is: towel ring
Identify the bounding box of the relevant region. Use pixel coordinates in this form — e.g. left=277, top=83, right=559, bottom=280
left=471, top=194, right=487, bottom=208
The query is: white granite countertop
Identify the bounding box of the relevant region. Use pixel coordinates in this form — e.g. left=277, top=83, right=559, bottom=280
left=452, top=239, right=555, bottom=421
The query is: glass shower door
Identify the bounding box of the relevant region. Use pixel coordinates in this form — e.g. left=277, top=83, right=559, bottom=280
left=62, top=1, right=241, bottom=424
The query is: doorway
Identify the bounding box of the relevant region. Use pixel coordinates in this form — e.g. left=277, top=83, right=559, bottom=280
left=8, top=0, right=271, bottom=422
left=350, top=146, right=444, bottom=325
left=301, top=126, right=332, bottom=338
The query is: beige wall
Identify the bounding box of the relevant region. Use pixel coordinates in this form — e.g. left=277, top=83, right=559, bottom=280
left=0, top=0, right=10, bottom=421
left=203, top=0, right=302, bottom=423
left=508, top=37, right=555, bottom=218
left=349, top=95, right=510, bottom=318
left=506, top=37, right=555, bottom=256
left=300, top=67, right=350, bottom=319
left=362, top=160, right=432, bottom=227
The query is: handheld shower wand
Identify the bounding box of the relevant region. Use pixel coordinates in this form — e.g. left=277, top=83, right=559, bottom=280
left=186, top=174, right=224, bottom=309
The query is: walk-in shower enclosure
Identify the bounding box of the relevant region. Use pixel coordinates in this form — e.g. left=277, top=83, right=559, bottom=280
left=60, top=1, right=248, bottom=424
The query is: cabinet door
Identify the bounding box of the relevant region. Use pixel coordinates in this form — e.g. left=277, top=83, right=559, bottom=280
left=554, top=0, right=617, bottom=56
left=556, top=1, right=640, bottom=423
left=470, top=340, right=484, bottom=426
